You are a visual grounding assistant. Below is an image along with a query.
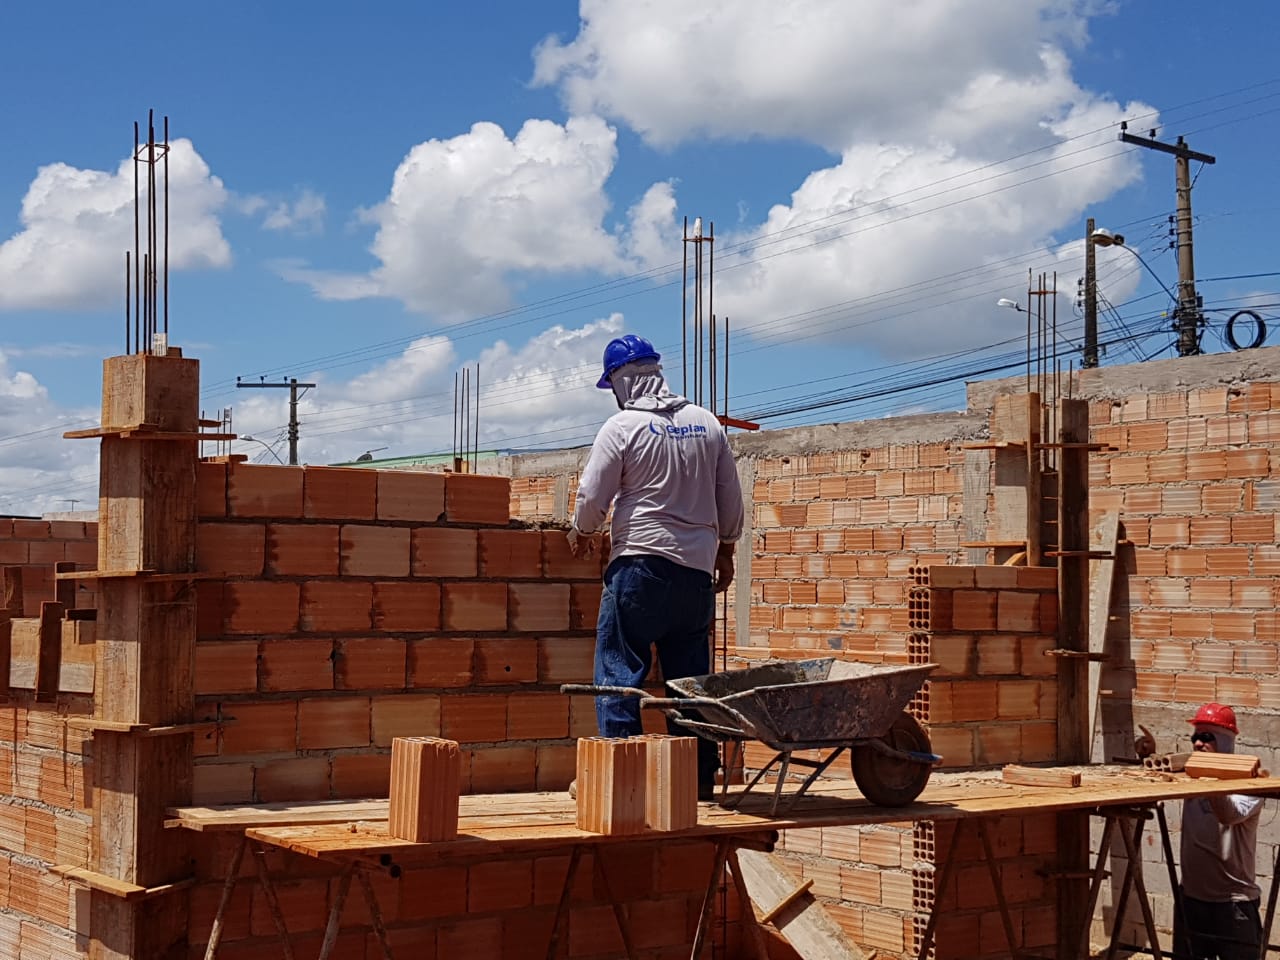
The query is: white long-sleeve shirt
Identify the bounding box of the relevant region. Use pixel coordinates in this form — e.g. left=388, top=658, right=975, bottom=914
left=573, top=399, right=744, bottom=576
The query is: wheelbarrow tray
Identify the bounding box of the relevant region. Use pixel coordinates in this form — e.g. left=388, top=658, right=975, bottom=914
left=665, top=658, right=934, bottom=746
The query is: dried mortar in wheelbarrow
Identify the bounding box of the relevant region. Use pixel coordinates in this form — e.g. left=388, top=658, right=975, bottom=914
left=665, top=658, right=934, bottom=746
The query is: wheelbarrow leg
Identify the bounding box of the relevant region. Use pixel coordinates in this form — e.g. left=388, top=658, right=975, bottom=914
left=769, top=753, right=794, bottom=817
left=723, top=752, right=783, bottom=810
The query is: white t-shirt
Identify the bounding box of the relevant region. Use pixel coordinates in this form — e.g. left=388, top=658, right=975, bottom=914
left=1181, top=792, right=1263, bottom=902
left=573, top=400, right=744, bottom=576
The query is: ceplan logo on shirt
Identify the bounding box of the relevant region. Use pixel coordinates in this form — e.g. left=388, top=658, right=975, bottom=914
left=648, top=421, right=709, bottom=440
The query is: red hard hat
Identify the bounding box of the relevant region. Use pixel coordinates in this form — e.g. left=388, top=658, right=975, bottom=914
left=1189, top=702, right=1238, bottom=735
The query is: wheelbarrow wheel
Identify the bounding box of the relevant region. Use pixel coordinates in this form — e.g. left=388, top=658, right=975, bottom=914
left=850, top=713, right=932, bottom=807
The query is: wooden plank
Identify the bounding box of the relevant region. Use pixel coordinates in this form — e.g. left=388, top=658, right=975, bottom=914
left=1055, top=397, right=1090, bottom=960
left=60, top=618, right=96, bottom=695
left=1087, top=509, right=1121, bottom=762
left=232, top=774, right=1280, bottom=865
left=48, top=865, right=197, bottom=902
left=1002, top=765, right=1081, bottom=788
left=35, top=600, right=65, bottom=701
left=0, top=567, right=22, bottom=691
left=735, top=848, right=862, bottom=959
left=962, top=449, right=992, bottom=565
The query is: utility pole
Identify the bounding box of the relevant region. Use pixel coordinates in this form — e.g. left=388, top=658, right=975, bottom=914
left=235, top=377, right=316, bottom=465
left=1082, top=216, right=1098, bottom=369
left=1118, top=125, right=1216, bottom=356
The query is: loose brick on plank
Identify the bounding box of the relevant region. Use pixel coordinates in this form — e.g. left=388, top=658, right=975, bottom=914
left=300, top=581, right=374, bottom=633
left=336, top=637, right=408, bottom=690
left=389, top=737, right=460, bottom=842
left=259, top=638, right=335, bottom=692
left=408, top=638, right=475, bottom=688
left=377, top=471, right=446, bottom=523
left=442, top=582, right=507, bottom=632
left=267, top=523, right=340, bottom=577
left=372, top=581, right=441, bottom=632
left=340, top=525, right=410, bottom=578
left=477, top=529, right=543, bottom=579
left=227, top=464, right=304, bottom=518
left=304, top=466, right=376, bottom=520
left=224, top=581, right=300, bottom=635
left=196, top=522, right=266, bottom=576
left=298, top=697, right=371, bottom=750
left=444, top=473, right=510, bottom=525
left=412, top=527, right=478, bottom=579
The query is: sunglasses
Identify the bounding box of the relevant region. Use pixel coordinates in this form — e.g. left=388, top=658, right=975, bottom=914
left=1191, top=732, right=1217, bottom=745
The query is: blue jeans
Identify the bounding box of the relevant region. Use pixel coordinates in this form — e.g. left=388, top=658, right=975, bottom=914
left=594, top=555, right=720, bottom=788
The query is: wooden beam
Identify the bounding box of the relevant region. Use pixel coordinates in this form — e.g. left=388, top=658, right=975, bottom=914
left=1002, top=765, right=1082, bottom=789
left=1087, top=510, right=1121, bottom=762
left=35, top=600, right=65, bottom=701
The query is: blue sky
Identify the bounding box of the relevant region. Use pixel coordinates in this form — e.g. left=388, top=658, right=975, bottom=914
left=1, top=1, right=1278, bottom=513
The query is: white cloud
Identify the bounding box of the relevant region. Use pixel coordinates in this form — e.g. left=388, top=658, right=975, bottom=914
left=0, top=139, right=231, bottom=311
left=0, top=350, right=99, bottom=515
left=228, top=316, right=624, bottom=465
left=285, top=117, right=674, bottom=319
left=262, top=188, right=327, bottom=234
left=534, top=0, right=1099, bottom=152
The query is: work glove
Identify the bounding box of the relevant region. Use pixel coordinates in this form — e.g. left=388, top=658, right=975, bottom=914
left=567, top=526, right=601, bottom=558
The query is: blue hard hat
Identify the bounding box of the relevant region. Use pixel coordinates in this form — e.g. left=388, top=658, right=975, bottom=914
left=596, top=334, right=660, bottom=389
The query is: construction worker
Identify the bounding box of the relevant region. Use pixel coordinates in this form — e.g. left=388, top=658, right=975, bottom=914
left=568, top=333, right=743, bottom=801
left=1175, top=702, right=1264, bottom=960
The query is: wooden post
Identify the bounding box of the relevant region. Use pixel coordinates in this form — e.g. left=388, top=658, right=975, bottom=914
left=0, top=567, right=22, bottom=692
left=1055, top=397, right=1090, bottom=960
left=86, top=351, right=200, bottom=959
left=34, top=600, right=65, bottom=701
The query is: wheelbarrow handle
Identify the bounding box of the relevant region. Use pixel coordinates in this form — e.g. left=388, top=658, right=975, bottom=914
left=558, top=684, right=652, bottom=699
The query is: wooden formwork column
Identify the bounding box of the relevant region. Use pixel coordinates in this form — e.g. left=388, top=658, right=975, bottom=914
left=88, top=351, right=200, bottom=959
left=1055, top=397, right=1090, bottom=960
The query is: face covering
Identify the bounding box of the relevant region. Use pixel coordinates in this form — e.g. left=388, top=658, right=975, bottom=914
left=608, top=361, right=690, bottom=413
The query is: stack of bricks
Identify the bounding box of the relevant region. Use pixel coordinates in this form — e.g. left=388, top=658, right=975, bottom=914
left=0, top=519, right=97, bottom=616
left=906, top=563, right=1058, bottom=768
left=0, top=702, right=94, bottom=958
left=746, top=444, right=962, bottom=660
left=1089, top=381, right=1279, bottom=711
left=191, top=462, right=606, bottom=806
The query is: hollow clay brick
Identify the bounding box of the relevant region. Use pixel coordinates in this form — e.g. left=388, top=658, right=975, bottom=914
left=478, top=529, right=543, bottom=579
left=195, top=522, right=266, bottom=576
left=641, top=735, right=698, bottom=831
left=227, top=464, right=304, bottom=518
left=442, top=582, right=507, bottom=632
left=372, top=581, right=442, bottom=632
left=298, top=697, right=371, bottom=750
left=506, top=692, right=570, bottom=740
left=219, top=701, right=299, bottom=755
left=441, top=694, right=508, bottom=743
left=377, top=471, right=446, bottom=523
left=194, top=641, right=259, bottom=696
left=372, top=694, right=442, bottom=746
left=508, top=583, right=570, bottom=632
left=300, top=581, right=374, bottom=633
left=444, top=474, right=510, bottom=526
left=197, top=461, right=228, bottom=518
left=340, top=525, right=410, bottom=578
left=569, top=583, right=603, bottom=631
left=335, top=637, right=408, bottom=690
left=259, top=638, right=334, bottom=692
left=408, top=638, right=475, bottom=688
left=471, top=745, right=537, bottom=793
left=304, top=466, right=377, bottom=520
left=542, top=531, right=606, bottom=580
left=388, top=737, right=461, bottom=842
left=412, top=527, right=479, bottom=579
left=256, top=757, right=330, bottom=803
left=474, top=638, right=538, bottom=685
left=224, top=581, right=300, bottom=635
left=267, top=523, right=340, bottom=576
left=575, top=737, right=646, bottom=835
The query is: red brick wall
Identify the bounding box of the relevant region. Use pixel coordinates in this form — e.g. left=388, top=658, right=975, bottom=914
left=0, top=519, right=97, bottom=616
left=191, top=463, right=604, bottom=806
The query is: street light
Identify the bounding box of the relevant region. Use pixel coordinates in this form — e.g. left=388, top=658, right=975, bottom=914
left=241, top=435, right=286, bottom=465
left=1089, top=228, right=1179, bottom=302
left=996, top=298, right=1023, bottom=312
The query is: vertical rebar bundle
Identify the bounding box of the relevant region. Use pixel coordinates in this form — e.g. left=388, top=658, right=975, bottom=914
left=125, top=110, right=171, bottom=355
left=452, top=363, right=481, bottom=472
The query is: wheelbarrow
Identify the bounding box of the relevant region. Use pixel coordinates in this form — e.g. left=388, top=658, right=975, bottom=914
left=563, top=658, right=941, bottom=814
